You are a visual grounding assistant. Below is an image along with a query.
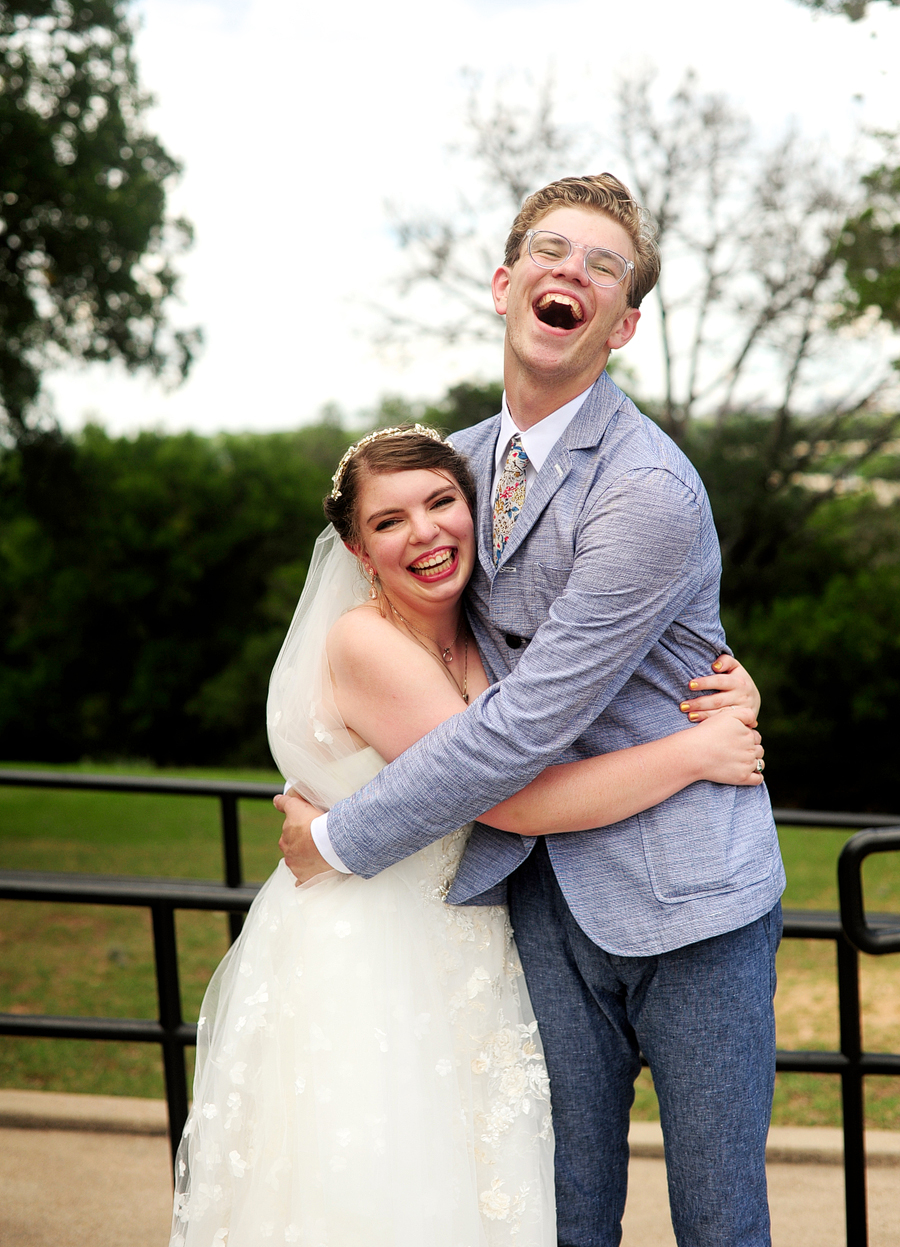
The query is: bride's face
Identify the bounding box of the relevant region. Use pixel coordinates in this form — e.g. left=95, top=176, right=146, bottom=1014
left=354, top=468, right=475, bottom=616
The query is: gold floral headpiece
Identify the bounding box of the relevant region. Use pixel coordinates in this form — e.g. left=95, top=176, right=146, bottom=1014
left=330, top=424, right=447, bottom=499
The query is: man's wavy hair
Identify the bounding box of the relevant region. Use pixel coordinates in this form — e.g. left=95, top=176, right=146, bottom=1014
left=503, top=174, right=660, bottom=309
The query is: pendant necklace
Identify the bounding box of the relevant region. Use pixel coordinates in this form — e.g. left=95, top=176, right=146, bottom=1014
left=384, top=596, right=469, bottom=703
left=386, top=600, right=463, bottom=664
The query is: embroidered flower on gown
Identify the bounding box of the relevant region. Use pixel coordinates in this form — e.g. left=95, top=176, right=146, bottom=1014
left=170, top=748, right=555, bottom=1247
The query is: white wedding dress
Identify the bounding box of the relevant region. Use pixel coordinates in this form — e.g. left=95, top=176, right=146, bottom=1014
left=170, top=530, right=555, bottom=1247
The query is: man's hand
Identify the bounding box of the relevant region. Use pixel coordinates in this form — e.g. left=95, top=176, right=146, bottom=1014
left=679, top=654, right=760, bottom=727
left=274, top=790, right=331, bottom=885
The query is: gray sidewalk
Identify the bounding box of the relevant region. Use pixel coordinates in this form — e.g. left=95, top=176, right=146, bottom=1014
left=0, top=1091, right=898, bottom=1246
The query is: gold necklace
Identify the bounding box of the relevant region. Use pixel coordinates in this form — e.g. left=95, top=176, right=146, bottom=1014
left=385, top=599, right=464, bottom=664
left=384, top=597, right=469, bottom=702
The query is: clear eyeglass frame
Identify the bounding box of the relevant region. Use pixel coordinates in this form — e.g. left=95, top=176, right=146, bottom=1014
left=524, top=229, right=635, bottom=288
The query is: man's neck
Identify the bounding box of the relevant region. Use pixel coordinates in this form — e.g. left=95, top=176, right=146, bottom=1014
left=503, top=373, right=600, bottom=430
left=503, top=351, right=608, bottom=431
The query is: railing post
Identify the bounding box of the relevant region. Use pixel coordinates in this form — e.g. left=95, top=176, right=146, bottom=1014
left=836, top=932, right=867, bottom=1247
left=151, top=900, right=189, bottom=1168
left=219, top=794, right=244, bottom=944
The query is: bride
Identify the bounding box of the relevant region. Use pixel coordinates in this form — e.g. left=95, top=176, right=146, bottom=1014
left=170, top=425, right=764, bottom=1247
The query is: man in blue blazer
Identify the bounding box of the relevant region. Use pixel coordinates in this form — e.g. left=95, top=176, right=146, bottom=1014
left=279, top=175, right=785, bottom=1246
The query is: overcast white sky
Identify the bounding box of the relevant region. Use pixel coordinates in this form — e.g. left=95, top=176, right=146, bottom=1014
left=43, top=0, right=900, bottom=436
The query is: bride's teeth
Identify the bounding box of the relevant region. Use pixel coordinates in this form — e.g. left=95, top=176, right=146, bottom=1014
left=411, top=550, right=453, bottom=573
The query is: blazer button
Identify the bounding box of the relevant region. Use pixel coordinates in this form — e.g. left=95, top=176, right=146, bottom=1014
left=504, top=634, right=524, bottom=649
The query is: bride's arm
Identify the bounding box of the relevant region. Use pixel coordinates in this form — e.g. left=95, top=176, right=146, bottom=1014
left=479, top=710, right=761, bottom=835
left=327, top=609, right=763, bottom=838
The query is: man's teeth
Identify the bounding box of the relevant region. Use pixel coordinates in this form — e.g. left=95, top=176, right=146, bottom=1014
left=536, top=293, right=584, bottom=322
left=410, top=551, right=453, bottom=574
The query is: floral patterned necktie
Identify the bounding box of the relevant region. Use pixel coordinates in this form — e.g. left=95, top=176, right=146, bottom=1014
left=492, top=435, right=529, bottom=565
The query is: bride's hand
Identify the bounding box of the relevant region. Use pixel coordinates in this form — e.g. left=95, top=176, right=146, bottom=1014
left=689, top=707, right=765, bottom=787
left=680, top=654, right=760, bottom=726
left=274, top=790, right=331, bottom=885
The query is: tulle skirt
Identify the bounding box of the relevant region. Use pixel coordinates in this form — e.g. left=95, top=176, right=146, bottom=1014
left=170, top=829, right=555, bottom=1247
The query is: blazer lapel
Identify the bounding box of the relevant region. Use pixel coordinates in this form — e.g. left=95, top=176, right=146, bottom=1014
left=495, top=373, right=623, bottom=565
left=452, top=415, right=503, bottom=578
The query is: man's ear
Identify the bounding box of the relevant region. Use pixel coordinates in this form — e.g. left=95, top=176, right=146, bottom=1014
left=607, top=307, right=641, bottom=352
left=491, top=266, right=511, bottom=316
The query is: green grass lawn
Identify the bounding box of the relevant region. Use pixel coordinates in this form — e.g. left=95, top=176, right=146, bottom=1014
left=1, top=762, right=898, bottom=1130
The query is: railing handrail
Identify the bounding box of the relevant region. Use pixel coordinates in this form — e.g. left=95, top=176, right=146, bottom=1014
left=0, top=869, right=261, bottom=909
left=2, top=768, right=900, bottom=1247
left=839, top=827, right=900, bottom=955
left=772, top=808, right=900, bottom=829
left=0, top=767, right=281, bottom=800
left=2, top=769, right=899, bottom=827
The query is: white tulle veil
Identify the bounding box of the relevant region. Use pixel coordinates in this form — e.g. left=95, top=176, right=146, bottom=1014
left=266, top=525, right=370, bottom=808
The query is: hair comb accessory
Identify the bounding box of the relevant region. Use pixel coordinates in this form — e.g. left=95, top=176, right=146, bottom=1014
left=330, top=424, right=446, bottom=499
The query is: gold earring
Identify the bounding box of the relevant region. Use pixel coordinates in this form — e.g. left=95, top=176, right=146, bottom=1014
left=362, top=562, right=378, bottom=598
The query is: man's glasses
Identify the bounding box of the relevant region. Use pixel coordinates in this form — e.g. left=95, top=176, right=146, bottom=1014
left=525, top=229, right=634, bottom=289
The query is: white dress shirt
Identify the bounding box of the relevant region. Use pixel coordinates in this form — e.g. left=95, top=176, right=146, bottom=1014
left=307, top=383, right=594, bottom=873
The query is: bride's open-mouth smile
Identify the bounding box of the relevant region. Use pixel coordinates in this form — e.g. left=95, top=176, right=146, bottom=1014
left=407, top=546, right=459, bottom=583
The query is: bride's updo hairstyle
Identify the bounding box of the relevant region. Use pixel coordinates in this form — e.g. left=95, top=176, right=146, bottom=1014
left=324, top=424, right=476, bottom=550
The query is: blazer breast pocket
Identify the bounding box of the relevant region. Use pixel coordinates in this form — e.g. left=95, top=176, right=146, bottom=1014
left=521, top=562, right=571, bottom=631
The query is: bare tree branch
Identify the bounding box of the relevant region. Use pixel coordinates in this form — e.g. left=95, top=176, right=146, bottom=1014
left=378, top=66, right=900, bottom=453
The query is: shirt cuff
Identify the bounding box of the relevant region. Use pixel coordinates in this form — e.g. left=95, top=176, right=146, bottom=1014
left=282, top=779, right=353, bottom=873
left=310, top=812, right=353, bottom=873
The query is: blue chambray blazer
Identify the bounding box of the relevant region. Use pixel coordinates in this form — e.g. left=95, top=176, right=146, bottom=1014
left=327, top=373, right=785, bottom=956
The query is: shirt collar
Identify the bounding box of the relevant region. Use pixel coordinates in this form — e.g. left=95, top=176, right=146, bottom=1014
left=495, top=384, right=594, bottom=477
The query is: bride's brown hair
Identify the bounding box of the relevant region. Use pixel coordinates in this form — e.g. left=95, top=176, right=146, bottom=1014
left=324, top=425, right=477, bottom=550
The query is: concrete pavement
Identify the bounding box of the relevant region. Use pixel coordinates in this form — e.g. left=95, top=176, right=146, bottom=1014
left=0, top=1091, right=898, bottom=1246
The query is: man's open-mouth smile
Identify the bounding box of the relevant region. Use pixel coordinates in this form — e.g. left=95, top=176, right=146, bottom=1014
left=534, top=292, right=585, bottom=331
left=407, top=547, right=459, bottom=581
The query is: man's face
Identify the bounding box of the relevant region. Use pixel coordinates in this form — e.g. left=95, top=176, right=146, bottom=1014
left=491, top=205, right=641, bottom=398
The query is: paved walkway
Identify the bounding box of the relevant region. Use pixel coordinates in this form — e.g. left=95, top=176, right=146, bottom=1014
left=0, top=1091, right=898, bottom=1246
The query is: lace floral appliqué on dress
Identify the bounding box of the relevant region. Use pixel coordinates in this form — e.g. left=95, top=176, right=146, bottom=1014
left=170, top=749, right=555, bottom=1247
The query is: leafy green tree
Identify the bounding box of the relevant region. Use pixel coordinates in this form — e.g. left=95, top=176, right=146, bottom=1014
left=422, top=381, right=505, bottom=434
left=835, top=155, right=900, bottom=330
left=790, top=0, right=898, bottom=19
left=0, top=1, right=198, bottom=435
left=0, top=422, right=352, bottom=765
left=0, top=396, right=898, bottom=811
left=686, top=414, right=900, bottom=811
left=357, top=382, right=505, bottom=437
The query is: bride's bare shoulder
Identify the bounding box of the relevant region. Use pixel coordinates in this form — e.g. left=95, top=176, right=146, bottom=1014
left=327, top=604, right=401, bottom=663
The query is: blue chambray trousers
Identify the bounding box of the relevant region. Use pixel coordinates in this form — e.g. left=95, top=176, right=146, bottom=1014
left=508, top=840, right=782, bottom=1247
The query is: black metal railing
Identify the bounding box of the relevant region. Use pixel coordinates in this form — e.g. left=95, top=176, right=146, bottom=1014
left=776, top=821, right=900, bottom=1247
left=0, top=768, right=282, bottom=940
left=0, top=772, right=898, bottom=1246
left=0, top=869, right=260, bottom=1165
left=0, top=767, right=281, bottom=1164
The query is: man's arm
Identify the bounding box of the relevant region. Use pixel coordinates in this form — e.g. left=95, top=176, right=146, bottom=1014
left=316, top=467, right=708, bottom=876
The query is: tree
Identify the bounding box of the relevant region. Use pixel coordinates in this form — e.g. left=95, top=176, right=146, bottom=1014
left=0, top=421, right=353, bottom=765
left=0, top=1, right=198, bottom=436
left=382, top=74, right=900, bottom=811
left=790, top=0, right=898, bottom=19
left=361, top=382, right=505, bottom=436
left=387, top=71, right=900, bottom=430
left=384, top=72, right=900, bottom=551
left=835, top=149, right=900, bottom=329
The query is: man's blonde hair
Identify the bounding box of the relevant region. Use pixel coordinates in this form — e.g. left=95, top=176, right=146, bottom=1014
left=503, top=173, right=660, bottom=308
